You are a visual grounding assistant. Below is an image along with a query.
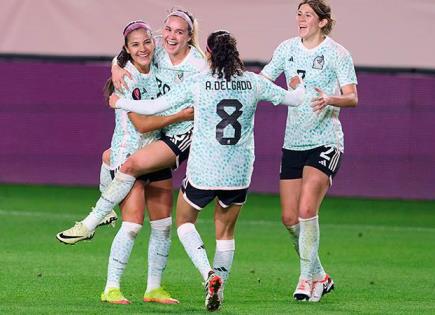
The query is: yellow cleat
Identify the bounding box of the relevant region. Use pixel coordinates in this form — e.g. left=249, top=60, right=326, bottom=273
left=101, top=288, right=130, bottom=305
left=143, top=287, right=179, bottom=304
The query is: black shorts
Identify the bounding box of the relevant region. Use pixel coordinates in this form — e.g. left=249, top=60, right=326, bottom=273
left=180, top=178, right=248, bottom=210
left=160, top=129, right=192, bottom=169
left=110, top=167, right=172, bottom=184
left=280, top=146, right=343, bottom=181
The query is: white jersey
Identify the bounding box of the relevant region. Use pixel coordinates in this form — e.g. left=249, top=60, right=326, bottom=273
left=147, top=71, right=300, bottom=189
left=110, top=61, right=160, bottom=169
left=261, top=36, right=357, bottom=152
left=153, top=42, right=207, bottom=136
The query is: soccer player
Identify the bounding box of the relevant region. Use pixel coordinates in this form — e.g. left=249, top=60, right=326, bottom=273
left=57, top=8, right=206, bottom=243
left=109, top=30, right=305, bottom=311
left=58, top=21, right=191, bottom=304
left=261, top=0, right=358, bottom=302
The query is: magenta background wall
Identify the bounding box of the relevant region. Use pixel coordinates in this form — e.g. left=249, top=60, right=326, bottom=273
left=1, top=60, right=434, bottom=199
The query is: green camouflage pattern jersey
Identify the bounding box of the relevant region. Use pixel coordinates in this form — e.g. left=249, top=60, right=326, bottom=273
left=153, top=43, right=207, bottom=136
left=110, top=61, right=160, bottom=169
left=261, top=36, right=357, bottom=152
left=161, top=71, right=295, bottom=189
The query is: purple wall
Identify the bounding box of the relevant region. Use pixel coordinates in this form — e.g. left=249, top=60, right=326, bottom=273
left=1, top=60, right=434, bottom=199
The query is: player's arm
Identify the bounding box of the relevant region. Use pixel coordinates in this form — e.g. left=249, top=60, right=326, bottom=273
left=311, top=84, right=358, bottom=113
left=111, top=56, right=132, bottom=90
left=128, top=107, right=194, bottom=133
left=260, top=41, right=286, bottom=82
left=257, top=74, right=305, bottom=107
left=110, top=94, right=172, bottom=115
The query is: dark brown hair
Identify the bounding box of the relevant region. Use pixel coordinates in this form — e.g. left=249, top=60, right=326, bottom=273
left=298, top=0, right=335, bottom=35
left=206, top=30, right=244, bottom=81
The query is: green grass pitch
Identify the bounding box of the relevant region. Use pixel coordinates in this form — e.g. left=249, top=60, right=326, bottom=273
left=1, top=184, right=435, bottom=314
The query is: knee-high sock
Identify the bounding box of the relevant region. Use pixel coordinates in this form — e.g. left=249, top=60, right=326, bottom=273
left=146, top=217, right=172, bottom=292
left=299, top=216, right=319, bottom=280
left=105, top=221, right=142, bottom=292
left=286, top=223, right=300, bottom=256
left=288, top=222, right=326, bottom=280
left=213, top=239, right=235, bottom=283
left=82, top=172, right=135, bottom=231
left=177, top=223, right=211, bottom=281
left=99, top=162, right=112, bottom=193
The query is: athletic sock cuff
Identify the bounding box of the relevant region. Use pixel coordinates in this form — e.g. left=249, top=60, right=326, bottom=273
left=121, top=221, right=143, bottom=235
left=216, top=239, right=235, bottom=251
left=298, top=215, right=318, bottom=222
left=177, top=222, right=196, bottom=238
left=150, top=217, right=172, bottom=230
left=115, top=171, right=135, bottom=182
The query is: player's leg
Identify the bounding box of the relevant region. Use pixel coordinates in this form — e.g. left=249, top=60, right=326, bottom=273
left=303, top=146, right=342, bottom=302
left=56, top=141, right=176, bottom=243
left=97, top=149, right=118, bottom=227
left=211, top=195, right=244, bottom=310
left=295, top=166, right=330, bottom=301
left=142, top=171, right=179, bottom=304
left=101, top=180, right=145, bottom=304
left=280, top=179, right=302, bottom=254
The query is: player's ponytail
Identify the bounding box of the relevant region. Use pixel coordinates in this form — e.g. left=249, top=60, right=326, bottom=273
left=207, top=30, right=245, bottom=81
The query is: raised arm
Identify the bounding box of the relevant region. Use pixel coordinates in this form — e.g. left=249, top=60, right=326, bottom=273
left=111, top=56, right=132, bottom=90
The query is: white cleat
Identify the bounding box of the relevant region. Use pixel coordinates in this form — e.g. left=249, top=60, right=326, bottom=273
left=97, top=210, right=118, bottom=227
left=56, top=222, right=94, bottom=245
left=309, top=274, right=335, bottom=302
left=293, top=278, right=312, bottom=301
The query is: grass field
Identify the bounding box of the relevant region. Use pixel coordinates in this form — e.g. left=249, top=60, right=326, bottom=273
left=1, top=184, right=435, bottom=314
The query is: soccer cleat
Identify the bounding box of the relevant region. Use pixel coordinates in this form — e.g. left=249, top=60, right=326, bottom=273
left=204, top=271, right=223, bottom=312
left=101, top=288, right=130, bottom=304
left=56, top=222, right=94, bottom=245
left=309, top=274, right=335, bottom=302
left=97, top=210, right=118, bottom=227
left=293, top=278, right=312, bottom=301
left=143, top=287, right=179, bottom=304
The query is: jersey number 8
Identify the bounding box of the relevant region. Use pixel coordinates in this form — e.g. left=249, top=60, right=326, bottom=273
left=216, top=99, right=243, bottom=145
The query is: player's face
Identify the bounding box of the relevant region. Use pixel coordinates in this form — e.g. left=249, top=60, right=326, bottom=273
left=125, top=29, right=155, bottom=73
left=296, top=4, right=324, bottom=40
left=162, top=16, right=191, bottom=57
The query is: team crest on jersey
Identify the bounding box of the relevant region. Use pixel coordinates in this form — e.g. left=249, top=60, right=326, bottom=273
left=132, top=88, right=141, bottom=100
left=312, top=55, right=325, bottom=70
left=176, top=72, right=184, bottom=82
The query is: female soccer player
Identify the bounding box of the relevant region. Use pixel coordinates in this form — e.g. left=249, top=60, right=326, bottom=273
left=109, top=30, right=305, bottom=311
left=261, top=0, right=358, bottom=302
left=58, top=21, right=191, bottom=304
left=57, top=8, right=206, bottom=242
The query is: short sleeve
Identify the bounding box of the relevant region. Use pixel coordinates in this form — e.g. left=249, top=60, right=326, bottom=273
left=261, top=41, right=287, bottom=81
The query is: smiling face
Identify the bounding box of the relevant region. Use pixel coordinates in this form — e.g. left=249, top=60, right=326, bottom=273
left=125, top=28, right=155, bottom=73
left=162, top=15, right=191, bottom=58
left=296, top=3, right=327, bottom=41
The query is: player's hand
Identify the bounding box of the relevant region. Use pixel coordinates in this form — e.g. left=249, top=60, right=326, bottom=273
left=112, top=64, right=132, bottom=91
left=288, top=76, right=301, bottom=90
left=178, top=107, right=194, bottom=121
left=311, top=87, right=330, bottom=112
left=109, top=93, right=120, bottom=109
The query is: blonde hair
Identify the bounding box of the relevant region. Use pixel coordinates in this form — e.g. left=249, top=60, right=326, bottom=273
left=165, top=7, right=205, bottom=57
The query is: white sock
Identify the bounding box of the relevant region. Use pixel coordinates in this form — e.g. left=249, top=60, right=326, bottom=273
left=82, top=172, right=135, bottom=231
left=286, top=223, right=300, bottom=256
left=99, top=162, right=112, bottom=193
left=177, top=223, right=211, bottom=281
left=146, top=217, right=172, bottom=293
left=213, top=239, right=235, bottom=283
left=105, top=221, right=142, bottom=292
left=299, top=216, right=319, bottom=280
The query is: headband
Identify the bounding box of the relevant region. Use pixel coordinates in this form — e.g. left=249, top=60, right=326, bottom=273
left=165, top=11, right=193, bottom=31
left=123, top=20, right=152, bottom=37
